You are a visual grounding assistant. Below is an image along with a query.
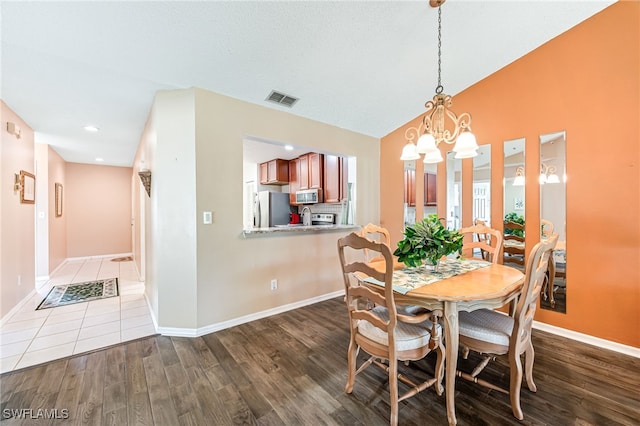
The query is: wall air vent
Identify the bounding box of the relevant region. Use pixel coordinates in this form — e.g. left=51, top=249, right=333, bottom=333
left=266, top=90, right=299, bottom=108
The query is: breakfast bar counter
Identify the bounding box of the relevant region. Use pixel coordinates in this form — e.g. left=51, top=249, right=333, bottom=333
left=242, top=224, right=359, bottom=237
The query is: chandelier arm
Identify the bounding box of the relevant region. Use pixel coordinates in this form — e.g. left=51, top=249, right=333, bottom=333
left=404, top=126, right=423, bottom=144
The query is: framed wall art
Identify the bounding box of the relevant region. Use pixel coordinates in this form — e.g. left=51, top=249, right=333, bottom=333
left=19, top=170, right=35, bottom=204
left=55, top=183, right=63, bottom=217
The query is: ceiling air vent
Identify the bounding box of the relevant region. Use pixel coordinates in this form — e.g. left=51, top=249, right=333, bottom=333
left=266, top=90, right=298, bottom=108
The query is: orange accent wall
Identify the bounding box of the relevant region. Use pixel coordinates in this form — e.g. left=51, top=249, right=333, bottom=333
left=381, top=2, right=639, bottom=347
left=65, top=163, right=133, bottom=257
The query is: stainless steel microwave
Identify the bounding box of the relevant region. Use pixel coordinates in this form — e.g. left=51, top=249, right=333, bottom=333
left=295, top=189, right=320, bottom=204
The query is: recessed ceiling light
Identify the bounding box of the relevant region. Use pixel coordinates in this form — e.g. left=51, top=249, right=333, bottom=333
left=84, top=125, right=99, bottom=132
left=284, top=145, right=294, bottom=151
left=95, top=157, right=104, bottom=162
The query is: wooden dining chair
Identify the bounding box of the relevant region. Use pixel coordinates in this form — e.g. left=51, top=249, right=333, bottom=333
left=503, top=221, right=526, bottom=267
left=359, top=223, right=391, bottom=263
left=541, top=219, right=554, bottom=238
left=459, top=223, right=503, bottom=263
left=456, top=233, right=559, bottom=420
left=337, top=232, right=444, bottom=426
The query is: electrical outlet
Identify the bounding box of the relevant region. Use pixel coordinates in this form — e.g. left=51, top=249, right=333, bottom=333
left=270, top=279, right=278, bottom=290
left=203, top=211, right=213, bottom=224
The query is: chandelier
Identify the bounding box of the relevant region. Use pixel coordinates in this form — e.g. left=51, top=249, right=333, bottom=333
left=512, top=166, right=525, bottom=186
left=401, top=0, right=478, bottom=163
left=539, top=163, right=560, bottom=184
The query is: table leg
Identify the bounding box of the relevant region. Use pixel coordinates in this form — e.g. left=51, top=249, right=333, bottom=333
left=443, top=301, right=458, bottom=425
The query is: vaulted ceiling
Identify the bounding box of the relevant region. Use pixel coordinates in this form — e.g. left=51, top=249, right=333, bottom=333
left=1, top=1, right=615, bottom=167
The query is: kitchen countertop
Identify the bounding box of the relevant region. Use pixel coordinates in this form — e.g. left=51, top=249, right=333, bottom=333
left=242, top=224, right=360, bottom=236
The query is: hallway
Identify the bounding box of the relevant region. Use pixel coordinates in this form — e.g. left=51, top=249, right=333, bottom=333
left=0, top=256, right=155, bottom=373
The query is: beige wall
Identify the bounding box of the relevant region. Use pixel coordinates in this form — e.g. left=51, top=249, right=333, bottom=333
left=47, top=147, right=67, bottom=272
left=35, top=143, right=49, bottom=279
left=65, top=163, right=132, bottom=258
left=1, top=101, right=35, bottom=319
left=134, top=88, right=380, bottom=330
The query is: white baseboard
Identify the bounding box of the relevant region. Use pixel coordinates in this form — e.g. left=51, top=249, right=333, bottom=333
left=65, top=252, right=132, bottom=262
left=157, top=290, right=345, bottom=338
left=0, top=288, right=37, bottom=327
left=533, top=320, right=640, bottom=358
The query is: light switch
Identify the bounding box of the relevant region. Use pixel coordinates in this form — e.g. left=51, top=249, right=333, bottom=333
left=203, top=211, right=213, bottom=224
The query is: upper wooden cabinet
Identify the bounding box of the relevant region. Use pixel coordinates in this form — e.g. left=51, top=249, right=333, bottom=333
left=425, top=172, right=437, bottom=206
left=404, top=169, right=416, bottom=207
left=308, top=152, right=323, bottom=189
left=324, top=154, right=347, bottom=203
left=288, top=157, right=300, bottom=204
left=297, top=152, right=324, bottom=191
left=260, top=159, right=289, bottom=185
left=298, top=154, right=309, bottom=190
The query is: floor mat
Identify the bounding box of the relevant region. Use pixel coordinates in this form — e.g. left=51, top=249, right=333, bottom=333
left=36, top=278, right=119, bottom=310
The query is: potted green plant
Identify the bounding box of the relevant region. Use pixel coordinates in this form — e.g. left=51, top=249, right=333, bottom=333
left=504, top=212, right=525, bottom=237
left=394, top=214, right=463, bottom=269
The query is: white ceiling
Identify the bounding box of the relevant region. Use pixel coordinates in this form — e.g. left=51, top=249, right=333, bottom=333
left=1, top=1, right=614, bottom=167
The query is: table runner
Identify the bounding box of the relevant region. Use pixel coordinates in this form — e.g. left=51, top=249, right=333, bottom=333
left=363, top=258, right=491, bottom=294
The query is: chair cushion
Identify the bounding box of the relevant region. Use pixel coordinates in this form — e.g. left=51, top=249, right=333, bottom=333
left=458, top=309, right=514, bottom=347
left=358, top=306, right=440, bottom=351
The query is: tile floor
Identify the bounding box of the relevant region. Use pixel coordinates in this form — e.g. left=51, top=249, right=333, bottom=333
left=0, top=256, right=156, bottom=374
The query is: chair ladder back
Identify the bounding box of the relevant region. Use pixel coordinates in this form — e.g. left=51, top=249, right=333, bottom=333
left=359, top=223, right=391, bottom=263
left=338, top=232, right=397, bottom=318
left=459, top=224, right=504, bottom=263
left=511, top=234, right=559, bottom=342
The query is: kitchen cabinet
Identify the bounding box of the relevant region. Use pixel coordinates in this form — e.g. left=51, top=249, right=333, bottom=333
left=299, top=154, right=309, bottom=190
left=404, top=169, right=416, bottom=207
left=289, top=152, right=326, bottom=203
left=260, top=159, right=289, bottom=185
left=324, top=154, right=347, bottom=203
left=308, top=152, right=323, bottom=189
left=424, top=172, right=437, bottom=206
left=288, top=157, right=300, bottom=204
left=297, top=152, right=324, bottom=190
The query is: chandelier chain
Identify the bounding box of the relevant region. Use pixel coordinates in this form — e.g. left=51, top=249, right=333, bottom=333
left=436, top=5, right=443, bottom=94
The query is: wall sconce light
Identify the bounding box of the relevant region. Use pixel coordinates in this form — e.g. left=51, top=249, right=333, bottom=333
left=138, top=170, right=151, bottom=197
left=7, top=122, right=21, bottom=139
left=14, top=173, right=23, bottom=191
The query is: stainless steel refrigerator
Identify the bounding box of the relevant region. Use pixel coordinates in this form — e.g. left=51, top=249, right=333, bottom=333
left=254, top=191, right=291, bottom=228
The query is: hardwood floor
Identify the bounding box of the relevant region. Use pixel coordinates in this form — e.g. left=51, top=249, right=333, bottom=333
left=1, top=297, right=639, bottom=425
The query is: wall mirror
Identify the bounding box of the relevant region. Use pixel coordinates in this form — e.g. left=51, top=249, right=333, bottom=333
left=503, top=138, right=526, bottom=269
left=423, top=162, right=438, bottom=218
left=540, top=131, right=567, bottom=313
left=472, top=145, right=491, bottom=225
left=446, top=151, right=461, bottom=230
left=403, top=160, right=416, bottom=227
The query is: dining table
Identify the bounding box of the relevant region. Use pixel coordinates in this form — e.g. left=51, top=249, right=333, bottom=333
left=366, top=258, right=525, bottom=425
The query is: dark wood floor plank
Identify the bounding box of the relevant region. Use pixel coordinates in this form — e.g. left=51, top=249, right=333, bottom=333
left=1, top=297, right=639, bottom=426
left=142, top=350, right=180, bottom=426
left=75, top=351, right=106, bottom=425
left=104, top=346, right=126, bottom=387
left=102, top=381, right=126, bottom=419
left=124, top=340, right=153, bottom=426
